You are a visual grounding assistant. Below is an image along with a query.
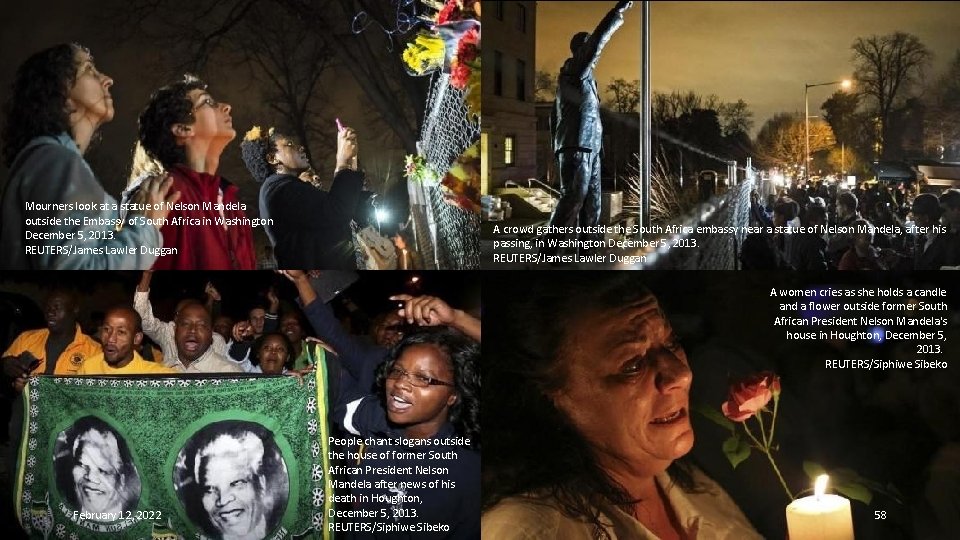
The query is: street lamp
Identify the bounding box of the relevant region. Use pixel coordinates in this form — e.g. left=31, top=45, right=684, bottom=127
left=805, top=79, right=851, bottom=182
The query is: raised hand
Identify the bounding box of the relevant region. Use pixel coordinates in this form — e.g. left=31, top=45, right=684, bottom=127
left=205, top=281, right=221, bottom=302
left=389, top=294, right=455, bottom=327
left=141, top=174, right=181, bottom=224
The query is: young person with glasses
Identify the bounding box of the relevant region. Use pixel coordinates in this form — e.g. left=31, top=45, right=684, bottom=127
left=337, top=328, right=480, bottom=539
left=135, top=75, right=256, bottom=269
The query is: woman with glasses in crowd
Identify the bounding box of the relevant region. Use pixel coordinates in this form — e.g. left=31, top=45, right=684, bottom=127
left=336, top=328, right=480, bottom=539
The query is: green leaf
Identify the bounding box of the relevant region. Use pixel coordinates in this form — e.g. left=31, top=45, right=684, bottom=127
left=802, top=462, right=877, bottom=505
left=802, top=461, right=827, bottom=480
left=834, top=482, right=873, bottom=505
left=693, top=402, right=735, bottom=432
left=722, top=434, right=751, bottom=469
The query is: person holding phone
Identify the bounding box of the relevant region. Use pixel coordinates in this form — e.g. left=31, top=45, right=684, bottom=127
left=240, top=122, right=364, bottom=269
left=2, top=289, right=100, bottom=391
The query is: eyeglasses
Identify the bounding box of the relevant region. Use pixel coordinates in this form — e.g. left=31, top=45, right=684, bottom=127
left=386, top=365, right=453, bottom=388
left=192, top=96, right=219, bottom=111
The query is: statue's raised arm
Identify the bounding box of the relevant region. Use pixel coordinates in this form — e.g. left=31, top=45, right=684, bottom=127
left=568, top=1, right=634, bottom=78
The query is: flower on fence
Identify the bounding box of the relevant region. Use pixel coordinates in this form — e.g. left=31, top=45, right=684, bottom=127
left=402, top=32, right=445, bottom=76
left=450, top=26, right=480, bottom=92
left=436, top=0, right=480, bottom=25
left=441, top=142, right=481, bottom=212
left=404, top=154, right=442, bottom=186
left=402, top=0, right=481, bottom=115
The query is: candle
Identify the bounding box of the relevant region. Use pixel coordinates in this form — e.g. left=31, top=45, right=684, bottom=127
left=785, top=475, right=854, bottom=540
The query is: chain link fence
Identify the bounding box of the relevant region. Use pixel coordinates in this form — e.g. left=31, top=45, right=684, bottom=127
left=629, top=179, right=754, bottom=270
left=408, top=72, right=480, bottom=269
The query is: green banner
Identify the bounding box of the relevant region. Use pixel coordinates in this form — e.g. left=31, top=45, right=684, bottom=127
left=15, top=370, right=333, bottom=540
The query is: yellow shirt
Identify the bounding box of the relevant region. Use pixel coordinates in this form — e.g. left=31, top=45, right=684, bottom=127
left=2, top=324, right=100, bottom=376
left=77, top=351, right=178, bottom=375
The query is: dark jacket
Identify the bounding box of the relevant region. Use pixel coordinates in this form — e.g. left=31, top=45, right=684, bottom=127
left=302, top=297, right=383, bottom=396
left=337, top=399, right=480, bottom=540
left=826, top=213, right=858, bottom=268
left=551, top=2, right=629, bottom=154
left=259, top=169, right=364, bottom=270
left=914, top=232, right=956, bottom=270
left=790, top=232, right=828, bottom=271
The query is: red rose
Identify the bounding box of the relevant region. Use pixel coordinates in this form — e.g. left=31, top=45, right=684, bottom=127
left=721, top=372, right=780, bottom=422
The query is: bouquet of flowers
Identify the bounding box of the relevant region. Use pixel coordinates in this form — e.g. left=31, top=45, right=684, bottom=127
left=440, top=141, right=481, bottom=213
left=401, top=0, right=481, bottom=115
left=402, top=32, right=446, bottom=76
left=404, top=154, right=442, bottom=186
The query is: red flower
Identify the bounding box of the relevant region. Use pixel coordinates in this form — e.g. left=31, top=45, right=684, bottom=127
left=436, top=0, right=460, bottom=24
left=450, top=62, right=472, bottom=89
left=457, top=29, right=480, bottom=64
left=461, top=27, right=479, bottom=46
left=721, top=372, right=781, bottom=422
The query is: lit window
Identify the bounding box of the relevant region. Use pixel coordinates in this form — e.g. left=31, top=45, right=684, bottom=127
left=505, top=135, right=515, bottom=166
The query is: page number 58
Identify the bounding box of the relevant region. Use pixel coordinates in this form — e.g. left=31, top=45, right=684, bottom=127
left=874, top=511, right=887, bottom=520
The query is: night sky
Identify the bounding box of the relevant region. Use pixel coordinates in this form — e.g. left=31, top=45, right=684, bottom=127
left=537, top=1, right=960, bottom=136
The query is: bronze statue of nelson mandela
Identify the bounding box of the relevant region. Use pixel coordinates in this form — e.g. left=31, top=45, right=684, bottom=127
left=543, top=1, right=633, bottom=256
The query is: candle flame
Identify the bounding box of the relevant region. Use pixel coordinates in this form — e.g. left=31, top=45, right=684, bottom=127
left=814, top=474, right=829, bottom=498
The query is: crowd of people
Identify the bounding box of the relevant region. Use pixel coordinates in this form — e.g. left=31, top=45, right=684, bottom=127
left=0, top=43, right=414, bottom=271
left=743, top=181, right=960, bottom=270
left=1, top=272, right=481, bottom=538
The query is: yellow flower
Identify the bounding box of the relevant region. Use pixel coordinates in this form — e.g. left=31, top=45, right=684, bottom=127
left=243, top=125, right=262, bottom=142
left=402, top=32, right=445, bottom=75
left=402, top=46, right=419, bottom=71
left=416, top=33, right=445, bottom=59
